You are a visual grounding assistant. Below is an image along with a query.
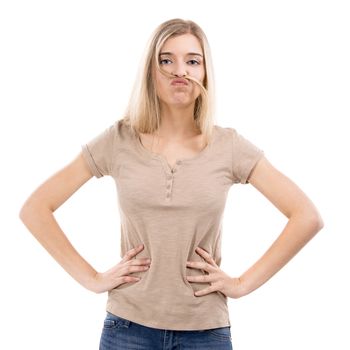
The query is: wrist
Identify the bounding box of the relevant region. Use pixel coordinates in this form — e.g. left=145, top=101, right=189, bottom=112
left=228, top=277, right=247, bottom=299
left=236, top=276, right=250, bottom=298
left=82, top=269, right=99, bottom=293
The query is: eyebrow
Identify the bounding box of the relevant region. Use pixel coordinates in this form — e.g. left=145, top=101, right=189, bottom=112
left=159, top=52, right=203, bottom=57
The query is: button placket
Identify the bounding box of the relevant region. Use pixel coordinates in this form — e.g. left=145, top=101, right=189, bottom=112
left=165, top=172, right=174, bottom=200
left=164, top=160, right=183, bottom=201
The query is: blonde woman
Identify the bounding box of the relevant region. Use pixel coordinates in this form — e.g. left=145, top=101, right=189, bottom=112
left=19, top=18, right=324, bottom=350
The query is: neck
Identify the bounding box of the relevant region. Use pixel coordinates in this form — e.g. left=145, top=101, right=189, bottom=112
left=157, top=103, right=200, bottom=141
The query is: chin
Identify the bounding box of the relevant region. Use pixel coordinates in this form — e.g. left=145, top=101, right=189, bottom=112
left=169, top=99, right=194, bottom=108
left=170, top=94, right=196, bottom=105
left=158, top=92, right=198, bottom=108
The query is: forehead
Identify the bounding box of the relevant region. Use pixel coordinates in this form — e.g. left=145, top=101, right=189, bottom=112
left=160, top=33, right=203, bottom=55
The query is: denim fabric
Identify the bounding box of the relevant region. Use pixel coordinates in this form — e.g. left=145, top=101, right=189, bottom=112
left=99, top=311, right=233, bottom=350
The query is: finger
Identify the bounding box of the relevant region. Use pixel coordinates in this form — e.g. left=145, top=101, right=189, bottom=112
left=119, top=264, right=149, bottom=277
left=195, top=247, right=218, bottom=267
left=119, top=276, right=141, bottom=286
left=194, top=285, right=216, bottom=297
left=126, top=257, right=151, bottom=266
left=186, top=261, right=216, bottom=273
left=122, top=244, right=144, bottom=262
left=186, top=274, right=211, bottom=283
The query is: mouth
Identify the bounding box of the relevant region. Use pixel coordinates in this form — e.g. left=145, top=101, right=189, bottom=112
left=171, top=78, right=189, bottom=86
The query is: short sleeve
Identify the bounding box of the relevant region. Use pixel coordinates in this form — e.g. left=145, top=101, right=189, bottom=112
left=81, top=122, right=117, bottom=178
left=231, top=128, right=265, bottom=184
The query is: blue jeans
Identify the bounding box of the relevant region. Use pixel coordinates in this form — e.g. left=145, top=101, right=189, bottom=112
left=99, top=311, right=233, bottom=350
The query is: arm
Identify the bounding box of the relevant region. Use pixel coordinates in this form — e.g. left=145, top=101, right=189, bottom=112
left=19, top=153, right=99, bottom=291
left=238, top=156, right=324, bottom=297
left=19, top=152, right=151, bottom=293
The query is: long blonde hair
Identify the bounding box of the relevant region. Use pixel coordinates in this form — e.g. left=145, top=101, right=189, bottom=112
left=122, top=18, right=216, bottom=145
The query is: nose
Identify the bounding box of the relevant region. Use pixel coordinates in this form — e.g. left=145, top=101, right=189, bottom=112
left=171, top=63, right=187, bottom=77
left=173, top=72, right=187, bottom=77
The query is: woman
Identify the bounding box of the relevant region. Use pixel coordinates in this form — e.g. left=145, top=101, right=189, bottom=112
left=19, top=18, right=324, bottom=350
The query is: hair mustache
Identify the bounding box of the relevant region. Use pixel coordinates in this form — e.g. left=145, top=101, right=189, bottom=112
left=156, top=66, right=208, bottom=100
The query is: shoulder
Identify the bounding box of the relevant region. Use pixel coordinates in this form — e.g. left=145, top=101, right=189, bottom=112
left=112, top=118, right=137, bottom=142
left=214, top=124, right=239, bottom=134
left=213, top=124, right=237, bottom=139
left=215, top=124, right=262, bottom=147
left=213, top=124, right=242, bottom=145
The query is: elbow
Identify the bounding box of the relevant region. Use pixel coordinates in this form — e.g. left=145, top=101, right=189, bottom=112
left=307, top=210, right=325, bottom=235
left=19, top=194, right=35, bottom=222
left=19, top=202, right=33, bottom=224
left=19, top=198, right=45, bottom=224
left=314, top=215, right=324, bottom=232
left=310, top=207, right=324, bottom=231
left=291, top=207, right=325, bottom=236
left=19, top=199, right=28, bottom=222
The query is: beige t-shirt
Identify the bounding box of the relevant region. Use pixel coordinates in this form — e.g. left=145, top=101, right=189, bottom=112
left=81, top=118, right=264, bottom=331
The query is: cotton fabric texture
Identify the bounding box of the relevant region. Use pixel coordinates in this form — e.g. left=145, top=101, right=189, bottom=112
left=81, top=119, right=264, bottom=331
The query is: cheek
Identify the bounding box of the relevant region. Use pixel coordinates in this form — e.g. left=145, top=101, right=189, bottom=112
left=198, top=68, right=206, bottom=84
left=155, top=76, right=168, bottom=96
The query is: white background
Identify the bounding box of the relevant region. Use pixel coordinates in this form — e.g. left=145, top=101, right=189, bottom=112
left=1, top=0, right=349, bottom=349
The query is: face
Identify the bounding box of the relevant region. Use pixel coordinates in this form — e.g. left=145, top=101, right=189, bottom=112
left=153, top=33, right=205, bottom=109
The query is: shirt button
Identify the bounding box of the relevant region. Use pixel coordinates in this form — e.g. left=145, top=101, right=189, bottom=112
left=172, top=168, right=177, bottom=173
left=176, top=160, right=182, bottom=165
left=166, top=184, right=171, bottom=189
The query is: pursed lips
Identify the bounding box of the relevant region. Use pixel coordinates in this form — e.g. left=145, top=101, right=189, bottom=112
left=171, top=78, right=189, bottom=86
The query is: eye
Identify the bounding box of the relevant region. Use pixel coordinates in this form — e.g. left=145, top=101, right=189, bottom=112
left=159, top=59, right=172, bottom=65
left=188, top=60, right=200, bottom=65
